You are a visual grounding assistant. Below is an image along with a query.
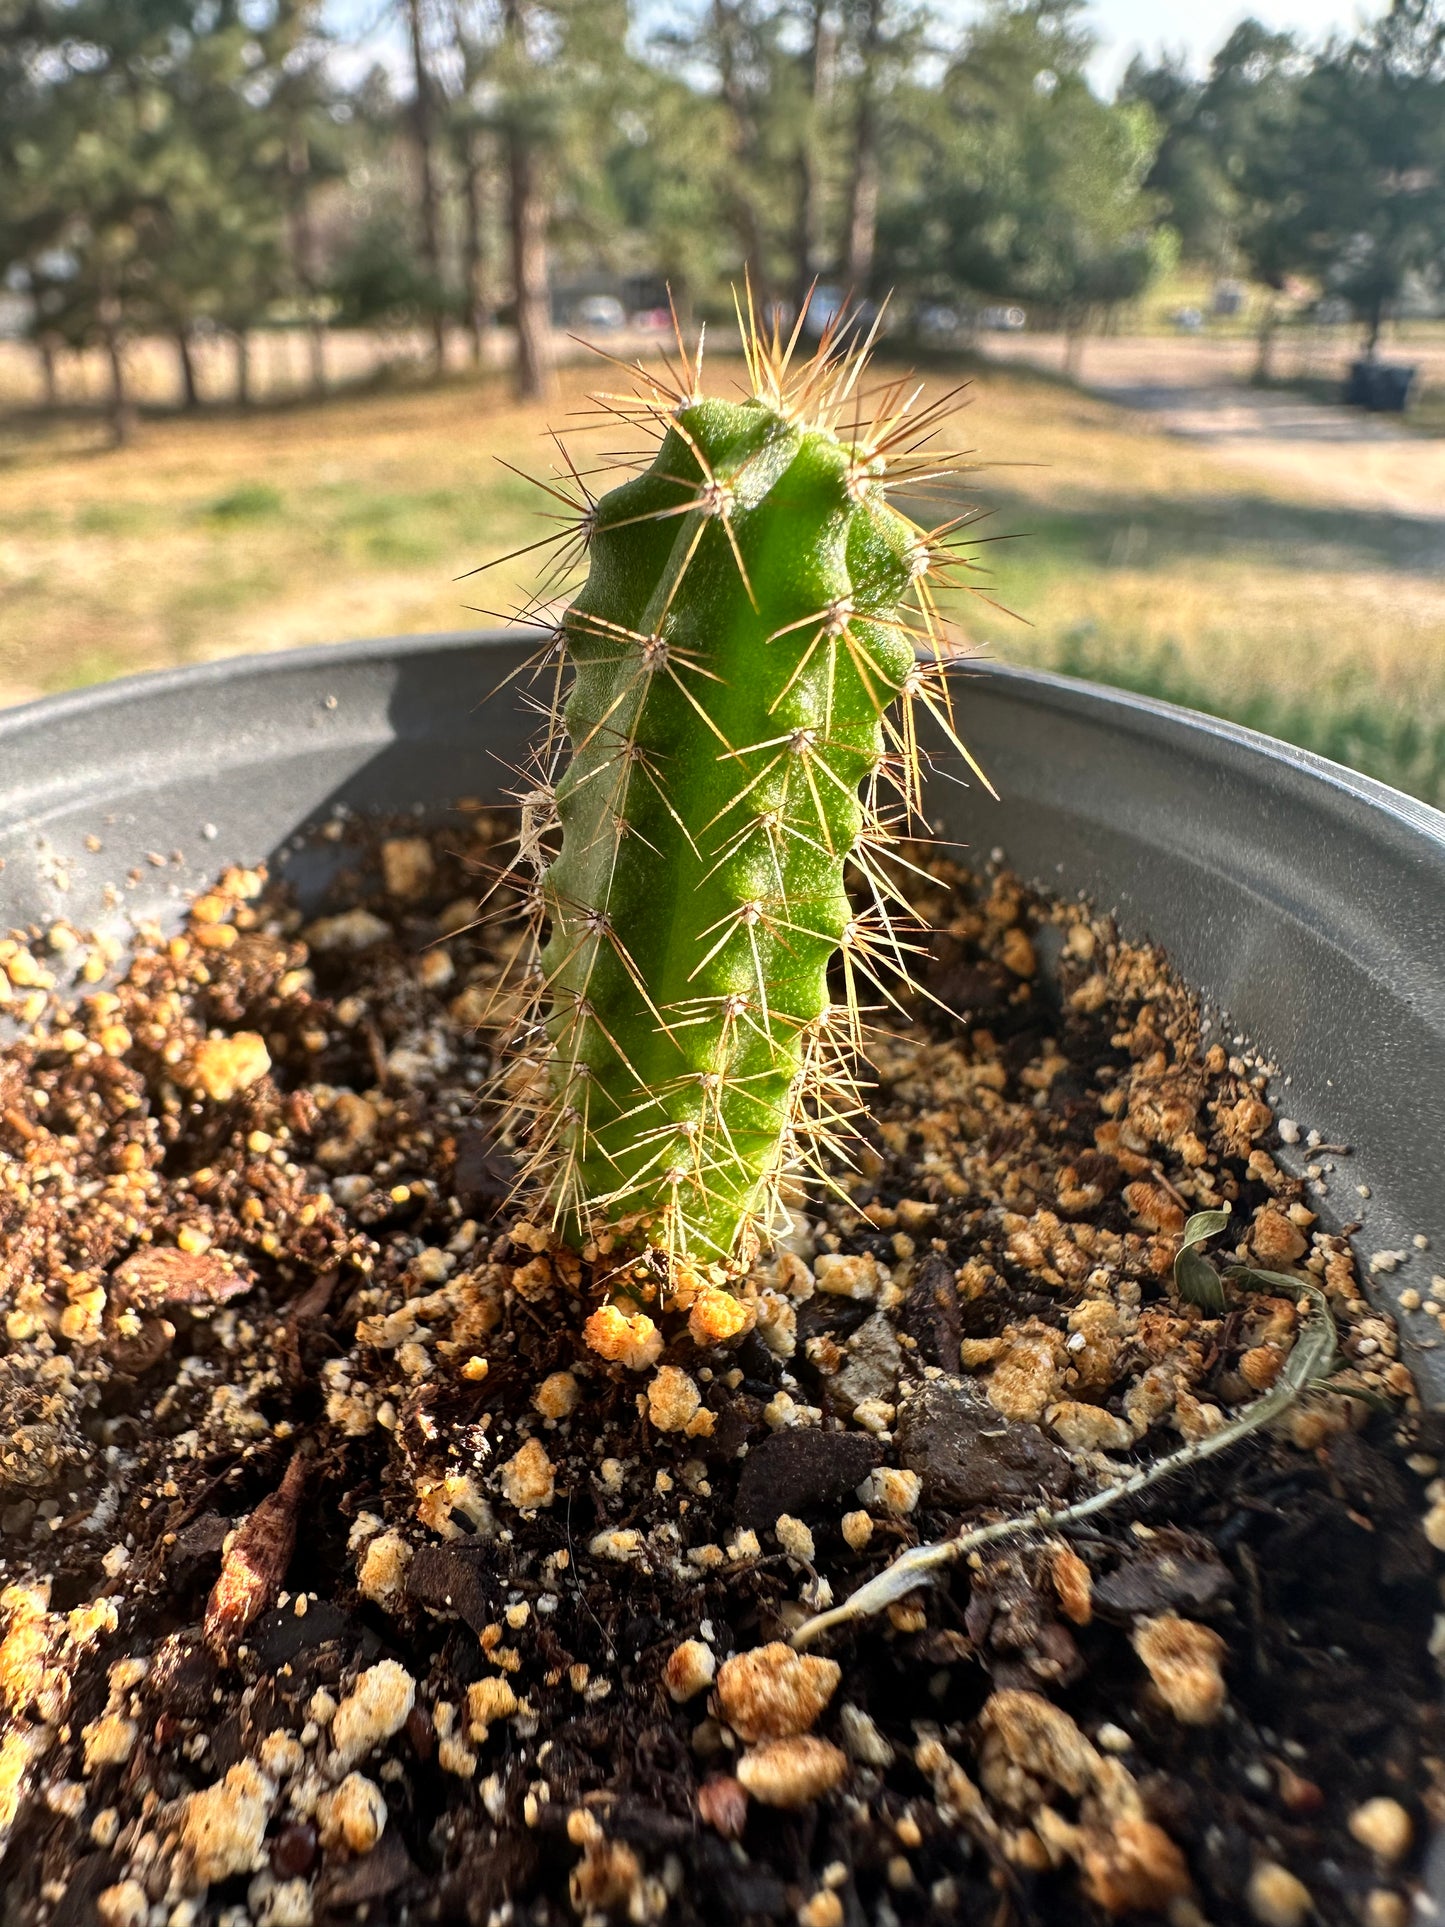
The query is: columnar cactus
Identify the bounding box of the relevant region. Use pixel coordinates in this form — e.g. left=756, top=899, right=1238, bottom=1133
left=500, top=310, right=979, bottom=1268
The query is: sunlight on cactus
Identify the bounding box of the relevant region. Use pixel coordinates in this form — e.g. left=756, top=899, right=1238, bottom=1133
left=484, top=294, right=993, bottom=1271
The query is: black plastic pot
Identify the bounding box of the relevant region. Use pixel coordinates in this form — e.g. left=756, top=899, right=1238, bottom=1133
left=3, top=628, right=1444, bottom=1411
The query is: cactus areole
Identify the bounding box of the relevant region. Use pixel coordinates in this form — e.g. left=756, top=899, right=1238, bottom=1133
left=500, top=310, right=982, bottom=1269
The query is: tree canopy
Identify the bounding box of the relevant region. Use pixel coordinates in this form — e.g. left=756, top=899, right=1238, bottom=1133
left=2, top=0, right=1442, bottom=422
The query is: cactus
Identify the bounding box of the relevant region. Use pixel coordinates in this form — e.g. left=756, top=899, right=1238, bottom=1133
left=496, top=304, right=984, bottom=1269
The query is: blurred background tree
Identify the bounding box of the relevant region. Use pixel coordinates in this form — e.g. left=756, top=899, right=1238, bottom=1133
left=1280, top=0, right=1445, bottom=351
left=0, top=0, right=331, bottom=438
left=882, top=0, right=1174, bottom=369
left=2, top=0, right=1442, bottom=412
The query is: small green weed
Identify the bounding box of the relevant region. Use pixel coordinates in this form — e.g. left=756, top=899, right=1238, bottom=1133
left=206, top=482, right=284, bottom=521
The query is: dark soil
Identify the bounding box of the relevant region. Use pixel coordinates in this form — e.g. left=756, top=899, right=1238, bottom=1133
left=0, top=807, right=1440, bottom=1927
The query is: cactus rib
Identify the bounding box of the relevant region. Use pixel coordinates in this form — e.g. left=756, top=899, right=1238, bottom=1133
left=496, top=305, right=986, bottom=1269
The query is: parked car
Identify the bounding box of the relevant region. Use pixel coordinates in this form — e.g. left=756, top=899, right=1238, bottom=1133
left=916, top=303, right=964, bottom=342
left=977, top=305, right=1026, bottom=331
left=1211, top=281, right=1244, bottom=318
left=574, top=295, right=626, bottom=332
left=800, top=286, right=883, bottom=349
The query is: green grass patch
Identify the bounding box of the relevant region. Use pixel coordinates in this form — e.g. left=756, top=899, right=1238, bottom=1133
left=319, top=484, right=522, bottom=567
left=5, top=360, right=1439, bottom=817
left=77, top=500, right=156, bottom=535
left=1046, top=628, right=1445, bottom=810
left=50, top=645, right=145, bottom=692
left=206, top=482, right=285, bottom=521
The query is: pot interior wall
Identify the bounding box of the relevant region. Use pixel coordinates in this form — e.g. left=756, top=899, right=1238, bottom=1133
left=3, top=629, right=1443, bottom=1403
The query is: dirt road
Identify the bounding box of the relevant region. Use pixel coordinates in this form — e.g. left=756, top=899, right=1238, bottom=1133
left=978, top=333, right=1445, bottom=527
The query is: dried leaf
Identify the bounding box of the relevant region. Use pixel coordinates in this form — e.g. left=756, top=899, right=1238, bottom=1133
left=202, top=1451, right=308, bottom=1655
left=317, top=1825, right=413, bottom=1908
left=697, top=1776, right=749, bottom=1839
left=112, top=1246, right=250, bottom=1311
left=277, top=1269, right=339, bottom=1387
left=103, top=1312, right=176, bottom=1378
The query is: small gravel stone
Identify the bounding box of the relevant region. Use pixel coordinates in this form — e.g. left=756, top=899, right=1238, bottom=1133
left=856, top=1467, right=921, bottom=1515
left=1348, top=1797, right=1413, bottom=1862
left=533, top=1371, right=580, bottom=1419
left=1364, top=1891, right=1410, bottom=1927
left=647, top=1365, right=704, bottom=1433
left=1047, top=1400, right=1135, bottom=1454
left=775, top=1515, right=815, bottom=1563
left=735, top=1736, right=848, bottom=1808
left=467, top=1676, right=519, bottom=1736
left=187, top=1032, right=271, bottom=1103
left=734, top=1428, right=882, bottom=1529
left=380, top=835, right=435, bottom=900
left=316, top=1772, right=388, bottom=1853
left=305, top=908, right=391, bottom=953
left=1131, top=1615, right=1228, bottom=1724
left=96, top=1882, right=149, bottom=1927
left=838, top=1703, right=894, bottom=1768
left=830, top=1312, right=902, bottom=1413
left=715, top=1644, right=841, bottom=1741
left=1246, top=1860, right=1312, bottom=1927
left=813, top=1252, right=882, bottom=1300
left=331, top=1660, right=416, bottom=1771
left=840, top=1510, right=873, bottom=1550
left=663, top=1640, right=716, bottom=1702
left=498, top=1437, right=556, bottom=1511
left=357, top=1529, right=413, bottom=1610
left=179, top=1759, right=273, bottom=1885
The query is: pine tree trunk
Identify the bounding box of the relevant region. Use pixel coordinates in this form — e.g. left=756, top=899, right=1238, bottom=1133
left=36, top=335, right=58, bottom=411
left=288, top=130, right=327, bottom=399
left=710, top=0, right=770, bottom=302
left=99, top=291, right=133, bottom=449
left=507, top=125, right=553, bottom=399
left=1365, top=295, right=1385, bottom=357
left=793, top=162, right=815, bottom=319
left=235, top=330, right=252, bottom=407
left=406, top=0, right=447, bottom=375
left=175, top=329, right=200, bottom=410
left=1064, top=314, right=1086, bottom=378
left=844, top=133, right=879, bottom=294
left=792, top=2, right=835, bottom=317
left=462, top=130, right=488, bottom=365
left=104, top=334, right=132, bottom=448
left=503, top=0, right=554, bottom=400
left=843, top=0, right=882, bottom=294
left=1253, top=293, right=1279, bottom=381
left=308, top=322, right=326, bottom=396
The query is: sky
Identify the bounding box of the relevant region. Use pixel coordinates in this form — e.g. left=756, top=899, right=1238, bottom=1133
left=322, top=0, right=1386, bottom=98
left=1077, top=0, right=1382, bottom=88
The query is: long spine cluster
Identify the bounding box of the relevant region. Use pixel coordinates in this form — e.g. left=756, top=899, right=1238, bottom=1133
left=490, top=303, right=989, bottom=1269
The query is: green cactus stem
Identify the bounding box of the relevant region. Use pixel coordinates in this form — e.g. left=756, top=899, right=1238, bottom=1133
left=499, top=310, right=986, bottom=1267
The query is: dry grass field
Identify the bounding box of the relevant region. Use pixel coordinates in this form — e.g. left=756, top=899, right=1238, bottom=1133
left=3, top=349, right=1443, bottom=805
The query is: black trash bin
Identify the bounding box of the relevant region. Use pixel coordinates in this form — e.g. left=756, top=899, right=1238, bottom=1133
left=1345, top=358, right=1417, bottom=411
